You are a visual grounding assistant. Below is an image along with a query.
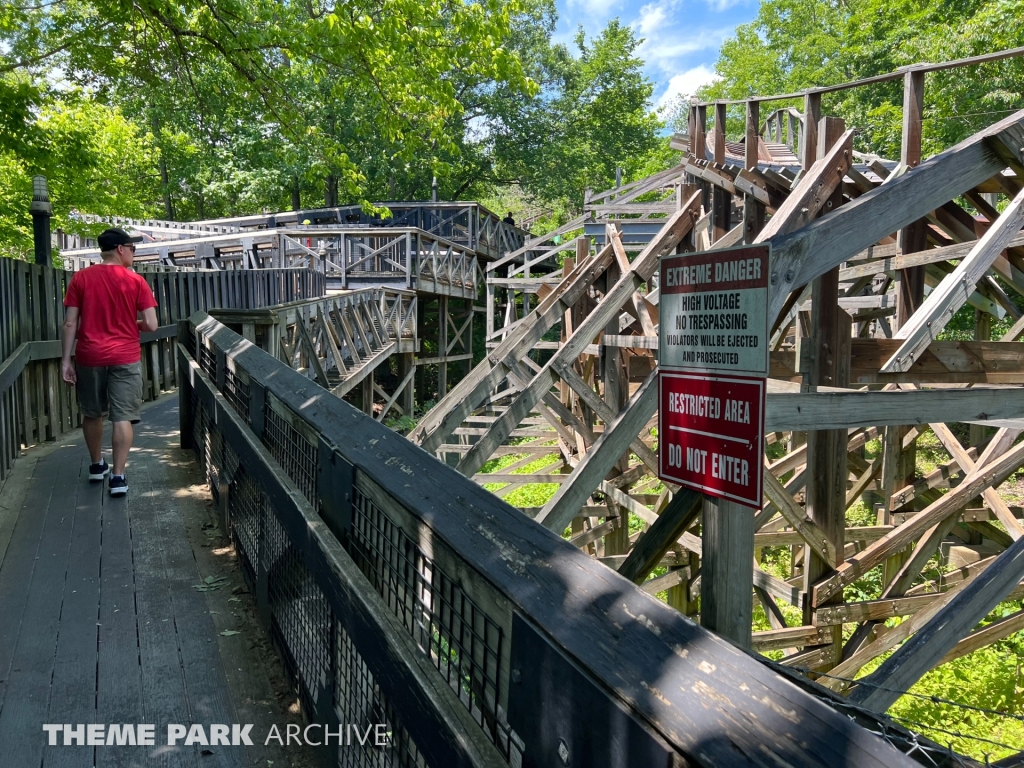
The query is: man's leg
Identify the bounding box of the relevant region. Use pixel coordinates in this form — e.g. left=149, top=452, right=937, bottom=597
left=111, top=421, right=134, bottom=476
left=82, top=416, right=104, bottom=463
left=76, top=365, right=108, bottom=468
left=107, top=362, right=143, bottom=484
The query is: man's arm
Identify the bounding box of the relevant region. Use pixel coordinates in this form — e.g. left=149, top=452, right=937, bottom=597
left=138, top=307, right=158, bottom=333
left=61, top=306, right=80, bottom=384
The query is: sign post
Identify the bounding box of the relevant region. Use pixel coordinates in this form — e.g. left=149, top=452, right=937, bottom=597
left=657, top=245, right=770, bottom=510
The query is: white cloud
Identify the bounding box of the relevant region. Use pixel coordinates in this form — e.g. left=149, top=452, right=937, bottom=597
left=655, top=65, right=721, bottom=111
left=706, top=0, right=755, bottom=11
left=631, top=1, right=731, bottom=80
left=634, top=0, right=670, bottom=36
left=566, top=0, right=623, bottom=17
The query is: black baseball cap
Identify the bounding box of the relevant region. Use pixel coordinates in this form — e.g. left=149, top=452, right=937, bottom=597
left=97, top=228, right=143, bottom=251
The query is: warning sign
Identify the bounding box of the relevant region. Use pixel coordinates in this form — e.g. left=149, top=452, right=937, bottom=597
left=658, top=372, right=765, bottom=508
left=659, top=245, right=770, bottom=377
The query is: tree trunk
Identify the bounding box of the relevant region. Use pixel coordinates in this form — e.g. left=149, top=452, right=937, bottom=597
left=325, top=174, right=338, bottom=208
left=159, top=156, right=173, bottom=220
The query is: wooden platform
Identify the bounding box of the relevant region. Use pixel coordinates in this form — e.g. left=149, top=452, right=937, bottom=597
left=0, top=396, right=315, bottom=767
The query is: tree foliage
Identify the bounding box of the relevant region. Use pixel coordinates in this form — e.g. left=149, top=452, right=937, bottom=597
left=0, top=0, right=666, bottom=240
left=681, top=0, right=1024, bottom=159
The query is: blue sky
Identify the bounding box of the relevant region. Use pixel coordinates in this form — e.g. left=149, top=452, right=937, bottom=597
left=553, top=0, right=760, bottom=114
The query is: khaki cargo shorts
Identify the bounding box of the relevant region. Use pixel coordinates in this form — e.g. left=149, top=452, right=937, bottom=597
left=76, top=362, right=144, bottom=424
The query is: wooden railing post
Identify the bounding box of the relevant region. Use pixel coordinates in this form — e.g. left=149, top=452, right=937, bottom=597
left=890, top=69, right=928, bottom=519
left=712, top=102, right=730, bottom=242
left=802, top=117, right=851, bottom=669
left=743, top=100, right=765, bottom=244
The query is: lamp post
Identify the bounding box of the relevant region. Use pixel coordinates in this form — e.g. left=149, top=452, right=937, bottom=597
left=30, top=176, right=52, bottom=266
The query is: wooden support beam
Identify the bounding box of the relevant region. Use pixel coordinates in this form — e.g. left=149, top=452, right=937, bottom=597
left=887, top=443, right=980, bottom=510
left=753, top=625, right=834, bottom=652
left=765, top=386, right=1024, bottom=431
left=939, top=607, right=1024, bottom=666
left=618, top=489, right=702, bottom=584
left=757, top=129, right=854, bottom=243
left=713, top=102, right=731, bottom=242
left=552, top=357, right=658, bottom=474
left=813, top=437, right=1024, bottom=606
left=331, top=341, right=398, bottom=397
left=801, top=93, right=821, bottom=170
left=535, top=372, right=658, bottom=533
left=802, top=115, right=851, bottom=668
left=702, top=497, right=756, bottom=649
left=849, top=532, right=1024, bottom=712
left=928, top=421, right=1024, bottom=539
left=763, top=471, right=836, bottom=565
left=743, top=100, right=766, bottom=244
left=844, top=337, right=1024, bottom=384
left=766, top=108, right=1024, bottom=325
left=836, top=233, right=1024, bottom=282
left=881, top=185, right=1024, bottom=373
left=896, top=70, right=928, bottom=330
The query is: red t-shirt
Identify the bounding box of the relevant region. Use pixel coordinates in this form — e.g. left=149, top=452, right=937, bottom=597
left=63, top=264, right=158, bottom=367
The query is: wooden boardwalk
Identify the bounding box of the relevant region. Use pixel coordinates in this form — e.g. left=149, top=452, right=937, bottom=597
left=0, top=396, right=315, bottom=767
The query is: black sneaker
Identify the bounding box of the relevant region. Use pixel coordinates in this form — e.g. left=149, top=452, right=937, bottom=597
left=109, top=474, right=128, bottom=497
left=89, top=459, right=109, bottom=482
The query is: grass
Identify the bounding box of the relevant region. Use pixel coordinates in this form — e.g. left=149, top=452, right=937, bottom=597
left=479, top=440, right=562, bottom=509
left=855, top=604, right=1024, bottom=761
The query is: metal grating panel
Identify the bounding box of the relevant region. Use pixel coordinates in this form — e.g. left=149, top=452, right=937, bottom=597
left=229, top=463, right=262, bottom=582
left=262, top=405, right=318, bottom=507
left=336, top=623, right=429, bottom=768
left=184, top=337, right=507, bottom=766
left=348, top=489, right=514, bottom=760
left=184, top=327, right=197, bottom=358
left=198, top=343, right=217, bottom=378
left=223, top=368, right=251, bottom=424
left=190, top=388, right=207, bottom=471
left=266, top=507, right=332, bottom=704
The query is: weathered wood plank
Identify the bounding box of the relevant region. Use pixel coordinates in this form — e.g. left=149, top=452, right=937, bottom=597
left=767, top=109, right=1024, bottom=324
left=849, top=532, right=1024, bottom=711
left=618, top=489, right=702, bottom=584
left=882, top=185, right=1024, bottom=372
left=766, top=386, right=1024, bottom=431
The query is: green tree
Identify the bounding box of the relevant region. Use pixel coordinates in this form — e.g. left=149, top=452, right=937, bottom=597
left=689, top=0, right=1024, bottom=158
left=0, top=93, right=159, bottom=259
left=491, top=19, right=664, bottom=214
left=1, top=0, right=535, bottom=216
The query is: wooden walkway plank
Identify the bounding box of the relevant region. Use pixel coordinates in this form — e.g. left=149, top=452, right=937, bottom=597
left=131, top=404, right=247, bottom=768
left=44, top=456, right=104, bottom=768
left=0, top=398, right=312, bottom=767
left=129, top=414, right=207, bottom=768
left=96, top=474, right=147, bottom=768
left=0, top=446, right=81, bottom=763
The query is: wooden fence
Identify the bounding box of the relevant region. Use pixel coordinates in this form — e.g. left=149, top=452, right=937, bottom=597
left=0, top=258, right=324, bottom=481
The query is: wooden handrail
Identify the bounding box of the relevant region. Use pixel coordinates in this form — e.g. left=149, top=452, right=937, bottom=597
left=694, top=44, right=1024, bottom=107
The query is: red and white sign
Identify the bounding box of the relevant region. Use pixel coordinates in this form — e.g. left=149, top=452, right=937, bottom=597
left=659, top=371, right=766, bottom=508
left=657, top=245, right=770, bottom=509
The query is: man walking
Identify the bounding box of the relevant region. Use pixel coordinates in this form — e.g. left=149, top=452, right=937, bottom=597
left=61, top=228, right=158, bottom=496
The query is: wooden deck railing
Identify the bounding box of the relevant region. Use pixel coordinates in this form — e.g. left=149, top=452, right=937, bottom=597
left=178, top=310, right=939, bottom=768
left=0, top=258, right=324, bottom=481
